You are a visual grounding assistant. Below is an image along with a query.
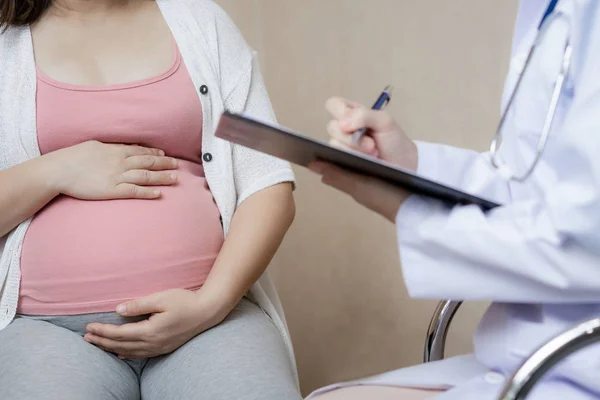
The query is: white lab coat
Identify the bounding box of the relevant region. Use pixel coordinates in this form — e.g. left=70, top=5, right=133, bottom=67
left=309, top=1, right=600, bottom=399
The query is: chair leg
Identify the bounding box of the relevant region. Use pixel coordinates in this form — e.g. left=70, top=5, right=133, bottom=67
left=423, top=301, right=463, bottom=363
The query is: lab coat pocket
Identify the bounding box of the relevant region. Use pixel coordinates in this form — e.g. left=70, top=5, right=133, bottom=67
left=506, top=304, right=550, bottom=360
left=507, top=304, right=597, bottom=382
left=473, top=304, right=518, bottom=373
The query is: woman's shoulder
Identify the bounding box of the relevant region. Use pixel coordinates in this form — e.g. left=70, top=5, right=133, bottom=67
left=0, top=26, right=28, bottom=59
left=171, top=0, right=254, bottom=82
left=0, top=25, right=20, bottom=42
left=174, top=0, right=245, bottom=37
left=173, top=1, right=251, bottom=53
left=178, top=0, right=229, bottom=15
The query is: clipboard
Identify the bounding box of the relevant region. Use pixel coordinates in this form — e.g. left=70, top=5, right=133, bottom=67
left=215, top=112, right=500, bottom=210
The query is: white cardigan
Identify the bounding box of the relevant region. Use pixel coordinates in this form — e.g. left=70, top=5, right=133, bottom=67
left=0, top=0, right=298, bottom=383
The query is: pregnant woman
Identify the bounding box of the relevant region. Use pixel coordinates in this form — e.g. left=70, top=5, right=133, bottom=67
left=0, top=1, right=301, bottom=399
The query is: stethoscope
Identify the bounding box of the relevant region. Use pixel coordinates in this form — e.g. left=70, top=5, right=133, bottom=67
left=490, top=0, right=572, bottom=182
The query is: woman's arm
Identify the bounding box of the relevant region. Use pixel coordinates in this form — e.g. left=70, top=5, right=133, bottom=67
left=0, top=156, right=60, bottom=237
left=84, top=183, right=294, bottom=358
left=198, top=11, right=297, bottom=312
left=197, top=183, right=295, bottom=312
left=83, top=183, right=295, bottom=359
left=0, top=142, right=177, bottom=237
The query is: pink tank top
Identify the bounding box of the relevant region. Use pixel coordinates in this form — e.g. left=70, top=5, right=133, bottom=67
left=18, top=42, right=224, bottom=315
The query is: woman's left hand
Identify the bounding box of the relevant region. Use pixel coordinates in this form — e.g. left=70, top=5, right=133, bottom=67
left=310, top=161, right=411, bottom=222
left=84, top=289, right=231, bottom=359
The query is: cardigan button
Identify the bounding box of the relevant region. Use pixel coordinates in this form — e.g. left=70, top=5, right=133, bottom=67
left=199, top=85, right=209, bottom=95
left=202, top=153, right=213, bottom=163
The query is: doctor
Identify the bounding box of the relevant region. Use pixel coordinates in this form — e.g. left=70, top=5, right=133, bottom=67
left=308, top=1, right=600, bottom=400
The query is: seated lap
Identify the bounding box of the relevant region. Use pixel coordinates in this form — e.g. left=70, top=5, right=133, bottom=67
left=0, top=299, right=301, bottom=400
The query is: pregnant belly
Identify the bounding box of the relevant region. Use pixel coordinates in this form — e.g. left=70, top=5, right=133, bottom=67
left=19, top=160, right=224, bottom=315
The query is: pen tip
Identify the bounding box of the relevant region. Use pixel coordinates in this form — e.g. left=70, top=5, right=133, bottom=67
left=385, top=85, right=394, bottom=95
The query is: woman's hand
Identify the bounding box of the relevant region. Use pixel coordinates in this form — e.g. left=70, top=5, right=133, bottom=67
left=46, top=140, right=179, bottom=200
left=309, top=97, right=418, bottom=221
left=84, top=289, right=232, bottom=359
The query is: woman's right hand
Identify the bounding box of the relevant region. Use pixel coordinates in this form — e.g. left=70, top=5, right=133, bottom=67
left=324, top=97, right=418, bottom=171
left=46, top=140, right=179, bottom=200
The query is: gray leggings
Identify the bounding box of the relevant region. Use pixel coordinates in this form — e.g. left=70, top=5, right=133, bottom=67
left=0, top=298, right=301, bottom=400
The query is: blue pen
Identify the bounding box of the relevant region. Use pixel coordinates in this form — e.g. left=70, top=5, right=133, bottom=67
left=351, top=85, right=394, bottom=144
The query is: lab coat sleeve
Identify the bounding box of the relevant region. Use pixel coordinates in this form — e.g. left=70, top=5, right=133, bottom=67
left=396, top=36, right=600, bottom=303
left=414, top=141, right=512, bottom=205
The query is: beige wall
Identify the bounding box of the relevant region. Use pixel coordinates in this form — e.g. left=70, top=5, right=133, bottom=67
left=218, top=0, right=517, bottom=395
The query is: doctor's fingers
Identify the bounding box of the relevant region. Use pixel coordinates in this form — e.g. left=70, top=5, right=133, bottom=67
left=325, top=97, right=364, bottom=119
left=327, top=121, right=379, bottom=156
left=319, top=163, right=368, bottom=199
left=340, top=108, right=398, bottom=135
left=312, top=161, right=408, bottom=221
left=326, top=96, right=400, bottom=135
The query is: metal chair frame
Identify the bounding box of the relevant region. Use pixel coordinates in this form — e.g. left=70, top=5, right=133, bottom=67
left=423, top=300, right=600, bottom=400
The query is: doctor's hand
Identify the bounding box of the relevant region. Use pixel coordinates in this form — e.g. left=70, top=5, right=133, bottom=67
left=324, top=96, right=418, bottom=170
left=310, top=161, right=410, bottom=222
left=309, top=97, right=417, bottom=222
